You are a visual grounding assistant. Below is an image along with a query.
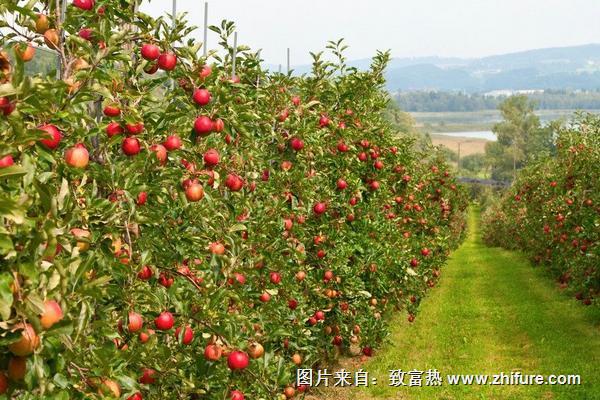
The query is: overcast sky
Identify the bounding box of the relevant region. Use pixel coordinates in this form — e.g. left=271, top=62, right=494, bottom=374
left=140, top=0, right=600, bottom=65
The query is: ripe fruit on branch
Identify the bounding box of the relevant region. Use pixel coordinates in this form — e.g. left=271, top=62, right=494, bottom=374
left=139, top=368, right=156, bottom=385
left=200, top=65, right=212, bottom=78
left=313, top=202, right=327, bottom=215
left=14, top=42, right=35, bottom=62
left=73, top=0, right=94, bottom=10
left=137, top=191, right=148, bottom=205
left=193, top=88, right=211, bottom=106
left=158, top=52, right=177, bottom=70
left=290, top=137, right=304, bottom=151
left=40, top=300, right=63, bottom=329
left=175, top=326, right=194, bottom=345
left=185, top=183, right=204, bottom=202
left=125, top=122, right=144, bottom=135
left=39, top=124, right=62, bottom=150
left=227, top=351, right=250, bottom=370
left=106, top=122, right=123, bottom=137
left=247, top=342, right=264, bottom=359
left=141, top=44, right=160, bottom=61
left=421, top=248, right=431, bottom=257
left=0, top=155, right=14, bottom=168
left=230, top=390, right=245, bottom=400
left=128, top=312, right=144, bottom=333
left=8, top=356, right=26, bottom=380
left=269, top=272, right=282, bottom=284
left=78, top=28, right=93, bottom=41
left=137, top=265, right=153, bottom=280
left=204, top=344, right=222, bottom=361
left=319, top=115, right=330, bottom=127
left=259, top=292, right=271, bottom=302
left=8, top=324, right=40, bottom=356
left=35, top=14, right=49, bottom=33
left=65, top=144, right=89, bottom=168
left=337, top=179, right=347, bottom=190
left=203, top=149, right=220, bottom=167
left=150, top=144, right=167, bottom=164
left=194, top=116, right=213, bottom=135
left=154, top=312, right=174, bottom=330
left=122, top=137, right=141, bottom=156
left=43, top=29, right=59, bottom=49
left=163, top=135, right=182, bottom=150
left=209, top=242, right=225, bottom=255
left=103, top=105, right=120, bottom=117
left=213, top=118, right=225, bottom=132
left=225, top=174, right=244, bottom=191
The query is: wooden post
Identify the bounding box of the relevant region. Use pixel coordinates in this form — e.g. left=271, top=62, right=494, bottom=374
left=203, top=2, right=209, bottom=57
left=55, top=0, right=66, bottom=79
left=232, top=32, right=238, bottom=78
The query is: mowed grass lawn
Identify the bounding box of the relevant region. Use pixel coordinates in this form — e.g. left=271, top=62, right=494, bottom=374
left=309, top=208, right=600, bottom=400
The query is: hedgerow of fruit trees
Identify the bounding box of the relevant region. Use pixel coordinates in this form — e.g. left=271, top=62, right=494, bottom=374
left=0, top=1, right=468, bottom=398
left=482, top=113, right=598, bottom=306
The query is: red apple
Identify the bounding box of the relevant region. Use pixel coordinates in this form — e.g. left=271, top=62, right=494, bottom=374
left=103, top=105, right=121, bottom=117
left=128, top=312, right=143, bottom=333
left=204, top=344, right=222, bottom=361
left=65, top=144, right=89, bottom=168
left=141, top=44, right=160, bottom=61
left=158, top=52, right=177, bottom=71
left=213, top=118, right=225, bottom=132
left=290, top=137, right=304, bottom=151
left=139, top=368, right=156, bottom=385
left=163, top=135, right=182, bottom=151
left=269, top=272, right=282, bottom=284
left=154, top=311, right=174, bottom=330
left=137, top=191, right=148, bottom=205
left=291, top=96, right=301, bottom=106
left=259, top=292, right=271, bottom=302
left=40, top=300, right=63, bottom=329
left=337, top=179, right=347, bottom=190
left=227, top=351, right=249, bottom=370
left=193, top=88, right=211, bottom=106
left=39, top=124, right=62, bottom=150
left=174, top=325, right=194, bottom=345
left=137, top=265, right=153, bottom=280
left=203, top=149, right=219, bottom=167
left=225, top=174, right=244, bottom=192
left=319, top=115, right=330, bottom=127
left=78, top=28, right=93, bottom=41
left=200, top=65, right=212, bottom=78
left=8, top=324, right=40, bottom=356
left=150, top=144, right=167, bottom=164
left=230, top=390, right=244, bottom=400
left=313, top=202, right=327, bottom=215
left=194, top=116, right=213, bottom=135
left=185, top=183, right=204, bottom=202
left=128, top=393, right=143, bottom=400
left=106, top=122, right=123, bottom=137
left=125, top=122, right=144, bottom=135
left=0, top=155, right=14, bottom=168
left=122, top=137, right=141, bottom=156
left=73, top=0, right=94, bottom=10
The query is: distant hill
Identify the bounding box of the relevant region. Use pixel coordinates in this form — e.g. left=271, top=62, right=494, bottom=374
left=284, top=44, right=600, bottom=92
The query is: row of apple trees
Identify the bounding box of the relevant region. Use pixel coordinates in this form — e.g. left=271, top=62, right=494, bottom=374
left=482, top=113, right=598, bottom=307
left=0, top=0, right=468, bottom=398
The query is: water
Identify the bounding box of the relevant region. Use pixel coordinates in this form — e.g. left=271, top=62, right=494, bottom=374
left=435, top=131, right=497, bottom=141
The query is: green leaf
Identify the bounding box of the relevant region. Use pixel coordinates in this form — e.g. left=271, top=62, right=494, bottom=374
left=0, top=165, right=27, bottom=179
left=0, top=273, right=14, bottom=320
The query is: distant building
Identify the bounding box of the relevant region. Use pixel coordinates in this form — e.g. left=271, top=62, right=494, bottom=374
left=483, top=89, right=545, bottom=97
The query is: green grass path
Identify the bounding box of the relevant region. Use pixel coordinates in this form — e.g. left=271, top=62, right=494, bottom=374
left=317, top=207, right=600, bottom=400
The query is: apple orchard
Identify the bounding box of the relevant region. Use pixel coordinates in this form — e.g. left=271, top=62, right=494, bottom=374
left=0, top=1, right=468, bottom=399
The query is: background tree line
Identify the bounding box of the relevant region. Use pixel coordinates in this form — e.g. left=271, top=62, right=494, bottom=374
left=396, top=90, right=600, bottom=112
